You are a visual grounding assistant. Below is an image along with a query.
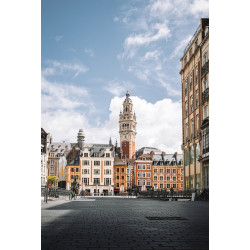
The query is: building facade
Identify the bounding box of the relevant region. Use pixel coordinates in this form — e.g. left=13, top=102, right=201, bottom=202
left=48, top=141, right=71, bottom=187
left=41, top=128, right=50, bottom=187
left=80, top=145, right=115, bottom=196
left=152, top=153, right=184, bottom=191
left=119, top=91, right=137, bottom=159
left=65, top=146, right=81, bottom=190
left=135, top=154, right=153, bottom=191
left=180, top=18, right=209, bottom=191
left=114, top=156, right=127, bottom=195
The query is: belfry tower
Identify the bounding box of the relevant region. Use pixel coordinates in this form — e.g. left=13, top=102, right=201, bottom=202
left=119, top=91, right=137, bottom=159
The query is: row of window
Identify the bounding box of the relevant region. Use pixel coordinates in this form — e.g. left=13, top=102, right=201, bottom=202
left=153, top=168, right=178, bottom=173
left=153, top=176, right=183, bottom=181
left=116, top=176, right=125, bottom=180
left=116, top=168, right=125, bottom=173
left=185, top=105, right=208, bottom=141
left=137, top=180, right=151, bottom=186
left=137, top=164, right=151, bottom=170
left=186, top=115, right=200, bottom=140
left=72, top=168, right=181, bottom=175
left=184, top=56, right=208, bottom=96
left=185, top=90, right=199, bottom=116
left=80, top=178, right=111, bottom=186
left=137, top=172, right=151, bottom=178
left=154, top=184, right=183, bottom=189
left=184, top=144, right=200, bottom=166
left=82, top=160, right=112, bottom=166
left=82, top=153, right=111, bottom=158
left=184, top=68, right=199, bottom=95
left=185, top=85, right=208, bottom=117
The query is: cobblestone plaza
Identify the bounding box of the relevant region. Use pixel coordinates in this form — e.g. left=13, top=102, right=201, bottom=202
left=41, top=198, right=209, bottom=249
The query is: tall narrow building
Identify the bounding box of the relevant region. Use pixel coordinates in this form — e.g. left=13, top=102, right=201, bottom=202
left=180, top=18, right=209, bottom=191
left=119, top=91, right=137, bottom=159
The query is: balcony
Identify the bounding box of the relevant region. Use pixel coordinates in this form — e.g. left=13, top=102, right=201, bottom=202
left=203, top=148, right=209, bottom=154
left=201, top=61, right=209, bottom=77
left=202, top=88, right=209, bottom=104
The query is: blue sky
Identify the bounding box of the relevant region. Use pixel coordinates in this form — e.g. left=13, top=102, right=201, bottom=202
left=41, top=0, right=209, bottom=152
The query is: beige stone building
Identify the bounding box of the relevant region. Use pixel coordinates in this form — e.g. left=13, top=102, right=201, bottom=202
left=80, top=145, right=115, bottom=196
left=48, top=141, right=71, bottom=187
left=41, top=128, right=50, bottom=187
left=180, top=18, right=209, bottom=191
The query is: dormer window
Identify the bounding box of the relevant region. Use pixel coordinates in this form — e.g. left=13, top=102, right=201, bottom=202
left=142, top=157, right=146, bottom=161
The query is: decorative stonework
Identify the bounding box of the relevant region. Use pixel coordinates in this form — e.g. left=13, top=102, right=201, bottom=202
left=119, top=91, right=137, bottom=159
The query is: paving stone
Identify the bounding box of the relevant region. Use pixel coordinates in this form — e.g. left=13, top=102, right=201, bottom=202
left=41, top=198, right=208, bottom=249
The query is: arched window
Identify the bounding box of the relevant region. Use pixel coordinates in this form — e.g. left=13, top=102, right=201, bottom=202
left=125, top=106, right=128, bottom=112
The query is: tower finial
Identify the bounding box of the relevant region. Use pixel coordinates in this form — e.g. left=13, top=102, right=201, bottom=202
left=126, top=90, right=130, bottom=97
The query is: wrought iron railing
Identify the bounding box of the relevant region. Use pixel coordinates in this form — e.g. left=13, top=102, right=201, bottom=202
left=202, top=88, right=209, bottom=103
left=203, top=147, right=209, bottom=154
left=201, top=61, right=209, bottom=76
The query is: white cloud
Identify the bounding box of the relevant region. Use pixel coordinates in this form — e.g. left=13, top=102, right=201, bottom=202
left=42, top=67, right=55, bottom=76
left=190, top=0, right=209, bottom=16
left=113, top=16, right=119, bottom=22
left=43, top=60, right=89, bottom=78
left=124, top=22, right=170, bottom=50
left=170, top=35, right=192, bottom=59
left=42, top=95, right=182, bottom=153
left=149, top=0, right=174, bottom=17
left=54, top=35, right=63, bottom=42
left=143, top=50, right=161, bottom=61
left=84, top=48, right=94, bottom=57
left=104, top=80, right=134, bottom=96
left=41, top=76, right=89, bottom=111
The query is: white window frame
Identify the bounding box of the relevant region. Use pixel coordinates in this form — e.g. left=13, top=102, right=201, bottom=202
left=94, top=169, right=100, bottom=175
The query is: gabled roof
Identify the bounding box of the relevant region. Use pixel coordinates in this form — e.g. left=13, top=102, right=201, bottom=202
left=152, top=153, right=183, bottom=166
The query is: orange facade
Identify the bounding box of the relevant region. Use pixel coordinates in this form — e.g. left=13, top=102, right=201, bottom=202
left=114, top=165, right=127, bottom=194
left=152, top=165, right=184, bottom=191
left=66, top=165, right=81, bottom=188
left=135, top=160, right=153, bottom=190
